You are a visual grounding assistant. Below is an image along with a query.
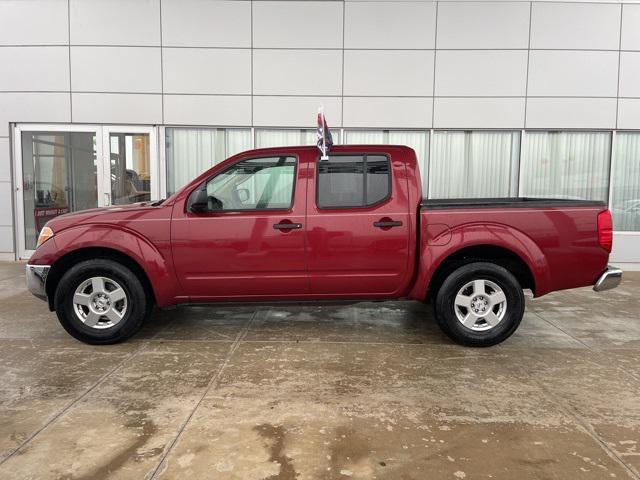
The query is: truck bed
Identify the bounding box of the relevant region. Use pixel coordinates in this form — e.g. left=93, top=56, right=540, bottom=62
left=421, top=197, right=606, bottom=209
left=417, top=197, right=609, bottom=297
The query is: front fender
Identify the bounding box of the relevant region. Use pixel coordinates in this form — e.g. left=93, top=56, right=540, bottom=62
left=31, top=224, right=180, bottom=308
left=409, top=222, right=552, bottom=300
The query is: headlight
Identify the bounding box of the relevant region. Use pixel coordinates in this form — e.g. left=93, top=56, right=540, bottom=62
left=36, top=226, right=54, bottom=248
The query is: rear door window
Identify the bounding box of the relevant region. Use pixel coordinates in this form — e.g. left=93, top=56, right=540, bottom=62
left=317, top=154, right=390, bottom=208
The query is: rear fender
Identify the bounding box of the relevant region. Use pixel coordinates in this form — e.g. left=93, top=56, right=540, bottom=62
left=409, top=222, right=551, bottom=300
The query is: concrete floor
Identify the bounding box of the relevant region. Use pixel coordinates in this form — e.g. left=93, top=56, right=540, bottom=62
left=0, top=262, right=639, bottom=480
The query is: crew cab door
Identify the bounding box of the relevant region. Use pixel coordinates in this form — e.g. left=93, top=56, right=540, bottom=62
left=171, top=153, right=308, bottom=300
left=306, top=150, right=412, bottom=297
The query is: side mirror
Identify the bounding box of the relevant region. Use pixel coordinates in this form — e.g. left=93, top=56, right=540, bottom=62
left=188, top=188, right=208, bottom=213
left=236, top=188, right=250, bottom=203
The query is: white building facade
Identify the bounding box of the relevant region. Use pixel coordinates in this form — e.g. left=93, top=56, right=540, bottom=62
left=1, top=0, right=639, bottom=267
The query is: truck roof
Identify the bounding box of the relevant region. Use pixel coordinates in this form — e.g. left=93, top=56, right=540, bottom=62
left=234, top=144, right=418, bottom=158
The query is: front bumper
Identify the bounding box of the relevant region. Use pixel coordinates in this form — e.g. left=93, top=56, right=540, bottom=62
left=26, top=264, right=50, bottom=301
left=593, top=265, right=623, bottom=292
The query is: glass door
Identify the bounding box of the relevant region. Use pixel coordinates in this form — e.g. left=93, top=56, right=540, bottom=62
left=102, top=126, right=158, bottom=206
left=16, top=126, right=104, bottom=254
left=14, top=125, right=159, bottom=259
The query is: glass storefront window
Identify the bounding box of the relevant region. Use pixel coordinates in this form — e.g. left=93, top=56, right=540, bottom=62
left=165, top=128, right=251, bottom=196
left=109, top=132, right=151, bottom=205
left=520, top=131, right=611, bottom=201
left=344, top=130, right=429, bottom=191
left=255, top=129, right=344, bottom=149
left=21, top=131, right=98, bottom=250
left=429, top=131, right=520, bottom=199
left=611, top=133, right=640, bottom=231
left=255, top=129, right=318, bottom=148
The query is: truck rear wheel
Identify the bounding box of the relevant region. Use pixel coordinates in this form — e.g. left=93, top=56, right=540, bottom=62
left=54, top=259, right=149, bottom=344
left=434, top=262, right=524, bottom=347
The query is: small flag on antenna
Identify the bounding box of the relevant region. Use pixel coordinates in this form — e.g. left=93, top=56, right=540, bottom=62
left=316, top=106, right=333, bottom=160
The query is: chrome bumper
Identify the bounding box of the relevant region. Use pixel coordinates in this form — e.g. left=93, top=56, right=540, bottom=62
left=26, top=264, right=50, bottom=301
left=593, top=265, right=623, bottom=292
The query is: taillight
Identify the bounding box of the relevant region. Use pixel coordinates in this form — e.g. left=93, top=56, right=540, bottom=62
left=597, top=210, right=613, bottom=253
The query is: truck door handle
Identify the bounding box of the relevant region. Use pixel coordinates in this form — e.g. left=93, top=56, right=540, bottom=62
left=273, top=222, right=302, bottom=230
left=373, top=220, right=403, bottom=228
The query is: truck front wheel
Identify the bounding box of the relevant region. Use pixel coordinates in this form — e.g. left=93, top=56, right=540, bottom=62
left=54, top=259, right=149, bottom=344
left=434, top=262, right=525, bottom=347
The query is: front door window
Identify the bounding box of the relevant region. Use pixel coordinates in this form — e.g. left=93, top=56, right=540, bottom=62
left=196, top=156, right=296, bottom=212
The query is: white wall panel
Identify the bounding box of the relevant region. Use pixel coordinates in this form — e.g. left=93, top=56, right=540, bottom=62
left=526, top=98, right=616, bottom=129
left=611, top=234, right=640, bottom=264
left=621, top=4, right=640, bottom=51
left=162, top=0, right=250, bottom=47
left=253, top=50, right=342, bottom=96
left=0, top=138, right=9, bottom=183
left=72, top=93, right=162, bottom=124
left=0, top=226, right=14, bottom=253
left=345, top=2, right=436, bottom=49
left=70, top=47, right=162, bottom=93
left=344, top=50, right=433, bottom=96
left=163, top=48, right=251, bottom=95
left=618, top=99, right=640, bottom=130
left=437, top=2, right=529, bottom=49
left=0, top=47, right=69, bottom=92
left=0, top=0, right=68, bottom=45
left=530, top=2, right=620, bottom=50
left=253, top=1, right=342, bottom=48
left=0, top=183, right=13, bottom=226
left=343, top=97, right=432, bottom=128
left=619, top=52, right=640, bottom=98
left=527, top=51, right=619, bottom=97
left=253, top=96, right=341, bottom=128
left=435, top=50, right=527, bottom=97
left=434, top=98, right=525, bottom=129
left=164, top=95, right=251, bottom=126
left=70, top=0, right=160, bottom=46
left=0, top=93, right=70, bottom=136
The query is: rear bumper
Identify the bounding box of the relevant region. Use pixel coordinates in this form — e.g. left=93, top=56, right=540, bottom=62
left=26, top=264, right=50, bottom=301
left=593, top=265, right=623, bottom=292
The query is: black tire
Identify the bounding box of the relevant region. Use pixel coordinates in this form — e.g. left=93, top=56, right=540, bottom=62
left=54, top=259, right=149, bottom=344
left=434, top=262, right=524, bottom=347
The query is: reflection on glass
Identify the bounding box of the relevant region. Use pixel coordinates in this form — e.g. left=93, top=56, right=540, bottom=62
left=110, top=133, right=151, bottom=205
left=521, top=131, right=611, bottom=201
left=205, top=157, right=296, bottom=211
left=255, top=129, right=319, bottom=148
left=430, top=131, right=520, bottom=199
left=21, top=132, right=97, bottom=250
left=611, top=133, right=640, bottom=231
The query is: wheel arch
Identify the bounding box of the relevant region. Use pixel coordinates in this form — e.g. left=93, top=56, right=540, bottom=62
left=45, top=247, right=155, bottom=311
left=425, top=244, right=536, bottom=302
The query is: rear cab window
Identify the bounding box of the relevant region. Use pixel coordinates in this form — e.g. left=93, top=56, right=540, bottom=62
left=317, top=154, right=391, bottom=209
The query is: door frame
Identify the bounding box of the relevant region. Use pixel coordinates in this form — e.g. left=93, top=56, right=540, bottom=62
left=13, top=124, right=159, bottom=259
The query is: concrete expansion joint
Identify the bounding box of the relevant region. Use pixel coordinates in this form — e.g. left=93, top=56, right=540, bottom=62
left=146, top=309, right=261, bottom=480
left=533, top=311, right=640, bottom=387
left=0, top=341, right=150, bottom=466
left=513, top=362, right=640, bottom=480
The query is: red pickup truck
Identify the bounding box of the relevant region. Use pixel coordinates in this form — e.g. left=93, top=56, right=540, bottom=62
left=26, top=145, right=622, bottom=347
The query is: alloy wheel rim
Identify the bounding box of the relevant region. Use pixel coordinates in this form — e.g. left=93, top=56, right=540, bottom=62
left=72, top=276, right=127, bottom=329
left=453, top=279, right=507, bottom=332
